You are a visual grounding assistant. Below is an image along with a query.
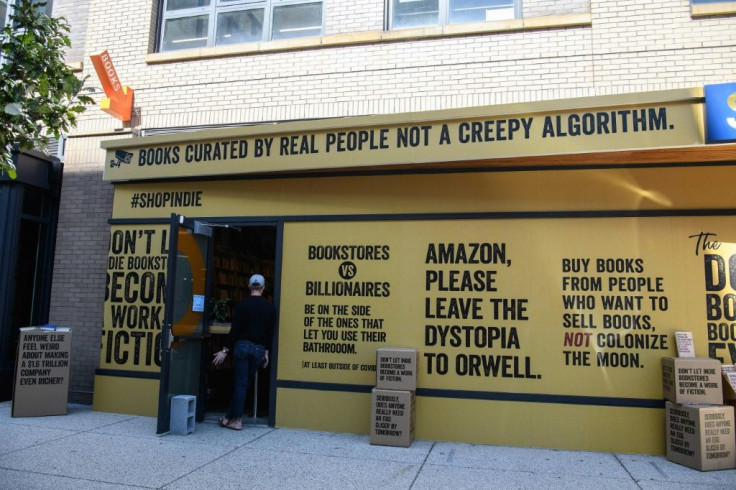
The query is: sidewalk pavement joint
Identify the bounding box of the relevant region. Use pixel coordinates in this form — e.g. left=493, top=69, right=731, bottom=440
left=1, top=402, right=735, bottom=489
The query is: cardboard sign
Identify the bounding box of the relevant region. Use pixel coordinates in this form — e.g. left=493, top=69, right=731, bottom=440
left=723, top=366, right=736, bottom=403
left=662, top=357, right=723, bottom=405
left=370, top=388, right=415, bottom=447
left=376, top=348, right=417, bottom=391
left=675, top=331, right=695, bottom=357
left=12, top=328, right=72, bottom=417
left=665, top=401, right=736, bottom=471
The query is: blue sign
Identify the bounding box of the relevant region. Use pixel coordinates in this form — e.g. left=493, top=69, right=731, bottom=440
left=704, top=83, right=736, bottom=143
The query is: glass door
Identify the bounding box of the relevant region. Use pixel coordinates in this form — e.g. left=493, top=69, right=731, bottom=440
left=156, top=214, right=212, bottom=434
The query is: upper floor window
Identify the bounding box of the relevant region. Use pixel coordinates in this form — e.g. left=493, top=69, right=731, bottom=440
left=1, top=1, right=11, bottom=29
left=160, top=0, right=323, bottom=52
left=390, top=0, right=518, bottom=30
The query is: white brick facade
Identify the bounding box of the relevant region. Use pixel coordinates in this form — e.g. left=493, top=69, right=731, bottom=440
left=326, top=0, right=384, bottom=34
left=66, top=0, right=736, bottom=134
left=52, top=0, right=90, bottom=64
left=48, top=0, right=736, bottom=402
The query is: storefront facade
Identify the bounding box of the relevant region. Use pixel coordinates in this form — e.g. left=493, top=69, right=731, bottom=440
left=42, top=0, right=736, bottom=454
left=90, top=87, right=736, bottom=453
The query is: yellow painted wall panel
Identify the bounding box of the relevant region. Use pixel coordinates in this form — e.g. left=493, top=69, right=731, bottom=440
left=112, top=166, right=736, bottom=220
left=92, top=376, right=159, bottom=416
left=415, top=398, right=665, bottom=454
left=275, top=388, right=371, bottom=434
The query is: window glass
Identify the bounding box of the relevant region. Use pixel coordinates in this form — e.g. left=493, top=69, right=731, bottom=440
left=271, top=2, right=322, bottom=40
left=0, top=1, right=8, bottom=30
left=392, top=0, right=439, bottom=29
left=391, top=0, right=518, bottom=29
left=7, top=217, right=49, bottom=364
left=166, top=0, right=210, bottom=11
left=22, top=186, right=46, bottom=217
left=162, top=15, right=209, bottom=51
left=160, top=1, right=324, bottom=51
left=216, top=9, right=264, bottom=45
left=449, top=0, right=514, bottom=24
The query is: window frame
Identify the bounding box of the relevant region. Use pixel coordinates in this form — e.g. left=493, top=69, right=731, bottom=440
left=690, top=0, right=736, bottom=18
left=388, top=0, right=520, bottom=30
left=1, top=0, right=12, bottom=30
left=214, top=6, right=267, bottom=46
left=158, top=0, right=324, bottom=52
left=0, top=0, right=12, bottom=67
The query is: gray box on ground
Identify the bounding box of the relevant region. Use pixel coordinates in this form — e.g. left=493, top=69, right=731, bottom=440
left=170, top=395, right=196, bottom=435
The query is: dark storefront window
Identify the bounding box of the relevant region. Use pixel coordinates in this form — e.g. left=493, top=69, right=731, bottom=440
left=0, top=153, right=60, bottom=400
left=5, top=209, right=50, bottom=367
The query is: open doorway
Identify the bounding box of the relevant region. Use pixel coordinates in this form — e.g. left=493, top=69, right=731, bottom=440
left=205, top=225, right=277, bottom=425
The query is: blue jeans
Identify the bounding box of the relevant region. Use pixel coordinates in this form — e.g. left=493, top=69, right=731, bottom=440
left=226, top=340, right=265, bottom=420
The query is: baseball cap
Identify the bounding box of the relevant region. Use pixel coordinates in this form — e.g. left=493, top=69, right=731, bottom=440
left=249, top=274, right=265, bottom=288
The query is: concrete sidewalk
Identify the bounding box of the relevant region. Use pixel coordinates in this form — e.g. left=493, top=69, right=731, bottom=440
left=1, top=401, right=735, bottom=489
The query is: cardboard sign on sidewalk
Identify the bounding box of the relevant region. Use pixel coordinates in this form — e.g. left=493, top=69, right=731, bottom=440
left=12, top=327, right=72, bottom=417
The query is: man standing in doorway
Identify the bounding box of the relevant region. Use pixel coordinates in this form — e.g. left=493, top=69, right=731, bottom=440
left=212, top=274, right=276, bottom=430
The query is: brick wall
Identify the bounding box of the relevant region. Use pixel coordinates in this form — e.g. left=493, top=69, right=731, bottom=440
left=524, top=0, right=590, bottom=18
left=326, top=0, right=384, bottom=34
left=50, top=136, right=114, bottom=403
left=51, top=0, right=91, bottom=65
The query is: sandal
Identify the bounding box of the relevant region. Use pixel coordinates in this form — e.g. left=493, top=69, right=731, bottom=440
left=226, top=418, right=242, bottom=430
left=218, top=417, right=230, bottom=428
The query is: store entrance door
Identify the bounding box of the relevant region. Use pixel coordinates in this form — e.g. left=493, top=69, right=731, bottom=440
left=156, top=214, right=213, bottom=434
left=205, top=224, right=278, bottom=425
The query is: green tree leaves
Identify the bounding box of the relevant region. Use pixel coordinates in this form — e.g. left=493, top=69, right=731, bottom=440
left=1, top=0, right=93, bottom=178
